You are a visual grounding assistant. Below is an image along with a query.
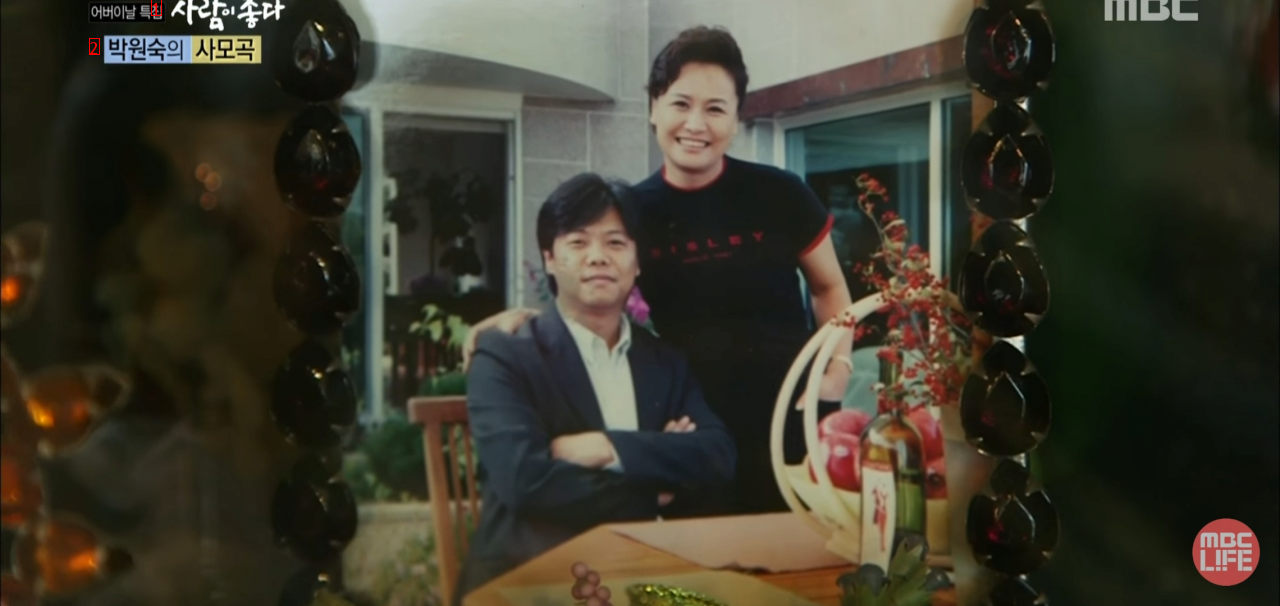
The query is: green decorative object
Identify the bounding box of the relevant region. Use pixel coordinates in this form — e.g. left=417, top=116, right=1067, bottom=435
left=625, top=584, right=728, bottom=606
left=838, top=546, right=933, bottom=606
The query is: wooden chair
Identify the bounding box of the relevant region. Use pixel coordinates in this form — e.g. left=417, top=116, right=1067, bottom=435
left=408, top=395, right=481, bottom=606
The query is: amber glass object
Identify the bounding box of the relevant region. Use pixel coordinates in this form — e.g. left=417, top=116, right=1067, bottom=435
left=959, top=221, right=1048, bottom=338
left=1, top=574, right=34, bottom=606
left=274, top=105, right=363, bottom=218
left=962, top=103, right=1053, bottom=221
left=269, top=0, right=361, bottom=102
left=960, top=341, right=1051, bottom=457
left=271, top=454, right=358, bottom=563
left=272, top=339, right=357, bottom=449
left=11, top=516, right=133, bottom=597
left=0, top=223, right=48, bottom=329
left=0, top=446, right=42, bottom=527
left=963, top=1, right=1054, bottom=102
left=273, top=222, right=361, bottom=335
left=966, top=459, right=1058, bottom=575
left=1, top=348, right=36, bottom=449
left=17, top=366, right=130, bottom=454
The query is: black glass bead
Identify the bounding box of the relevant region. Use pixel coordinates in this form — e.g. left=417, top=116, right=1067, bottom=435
left=273, top=222, right=361, bottom=335
left=962, top=103, right=1053, bottom=221
left=960, top=341, right=1051, bottom=456
left=277, top=567, right=328, bottom=606
left=959, top=221, right=1048, bottom=338
left=987, top=458, right=1032, bottom=497
left=964, top=2, right=1055, bottom=101
left=274, top=105, right=363, bottom=218
left=271, top=339, right=357, bottom=449
left=314, top=446, right=347, bottom=478
left=893, top=531, right=929, bottom=559
left=271, top=454, right=358, bottom=564
left=967, top=463, right=1058, bottom=575
left=277, top=566, right=354, bottom=606
left=986, top=575, right=1048, bottom=606
left=843, top=564, right=886, bottom=595
left=270, top=0, right=361, bottom=102
left=923, top=567, right=954, bottom=592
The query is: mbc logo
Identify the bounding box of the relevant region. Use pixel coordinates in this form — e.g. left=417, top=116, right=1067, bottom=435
left=1194, top=519, right=1260, bottom=586
left=1105, top=0, right=1199, bottom=21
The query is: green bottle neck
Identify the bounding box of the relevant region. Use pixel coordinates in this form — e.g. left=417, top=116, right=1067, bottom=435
left=879, top=354, right=906, bottom=414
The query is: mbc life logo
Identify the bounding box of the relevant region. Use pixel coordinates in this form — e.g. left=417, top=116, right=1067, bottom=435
left=1105, top=0, right=1199, bottom=21
left=1194, top=519, right=1260, bottom=586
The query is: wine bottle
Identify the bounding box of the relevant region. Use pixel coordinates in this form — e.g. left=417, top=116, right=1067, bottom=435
left=859, top=357, right=927, bottom=569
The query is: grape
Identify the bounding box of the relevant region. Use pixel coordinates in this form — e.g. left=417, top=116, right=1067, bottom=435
left=571, top=580, right=593, bottom=599
left=893, top=531, right=929, bottom=558
left=586, top=571, right=600, bottom=586
left=584, top=598, right=604, bottom=606
left=571, top=562, right=589, bottom=579
left=923, top=567, right=953, bottom=591
left=595, top=586, right=611, bottom=600
left=853, top=564, right=886, bottom=594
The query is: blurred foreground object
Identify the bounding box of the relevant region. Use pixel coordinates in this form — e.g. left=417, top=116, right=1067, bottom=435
left=10, top=515, right=133, bottom=598
left=0, top=223, right=48, bottom=328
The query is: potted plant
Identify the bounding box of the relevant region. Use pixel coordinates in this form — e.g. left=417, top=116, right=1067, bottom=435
left=410, top=304, right=469, bottom=396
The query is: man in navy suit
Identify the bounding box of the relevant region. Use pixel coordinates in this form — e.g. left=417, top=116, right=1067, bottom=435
left=455, top=173, right=737, bottom=603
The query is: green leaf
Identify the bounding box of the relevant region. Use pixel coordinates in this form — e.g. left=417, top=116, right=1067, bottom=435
left=421, top=303, right=441, bottom=320
left=426, top=319, right=444, bottom=342
left=887, top=545, right=928, bottom=585
left=446, top=315, right=471, bottom=348
left=851, top=583, right=881, bottom=606
left=882, top=546, right=933, bottom=606
left=893, top=592, right=935, bottom=606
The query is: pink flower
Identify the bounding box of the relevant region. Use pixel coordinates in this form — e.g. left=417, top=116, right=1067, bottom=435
left=626, top=288, right=650, bottom=324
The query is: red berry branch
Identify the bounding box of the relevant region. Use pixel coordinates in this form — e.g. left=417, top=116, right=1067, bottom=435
left=852, top=173, right=974, bottom=414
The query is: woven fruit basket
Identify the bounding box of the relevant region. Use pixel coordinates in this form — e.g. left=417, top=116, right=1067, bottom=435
left=768, top=294, right=951, bottom=565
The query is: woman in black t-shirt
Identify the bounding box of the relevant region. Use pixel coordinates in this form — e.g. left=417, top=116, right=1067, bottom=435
left=466, top=27, right=855, bottom=515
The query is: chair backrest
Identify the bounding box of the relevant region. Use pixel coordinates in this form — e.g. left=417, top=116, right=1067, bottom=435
left=408, top=395, right=480, bottom=606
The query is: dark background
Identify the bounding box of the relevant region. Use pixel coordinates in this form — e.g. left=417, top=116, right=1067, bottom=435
left=1, top=1, right=1277, bottom=605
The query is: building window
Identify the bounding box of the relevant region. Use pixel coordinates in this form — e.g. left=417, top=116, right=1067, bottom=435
left=780, top=85, right=973, bottom=302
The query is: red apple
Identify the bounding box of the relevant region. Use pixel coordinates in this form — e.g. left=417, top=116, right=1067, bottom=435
left=907, top=406, right=944, bottom=462
left=925, top=457, right=947, bottom=499
left=818, top=409, right=872, bottom=440
left=808, top=433, right=861, bottom=492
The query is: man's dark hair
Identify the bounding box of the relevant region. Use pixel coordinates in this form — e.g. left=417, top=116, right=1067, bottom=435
left=646, top=26, right=749, bottom=111
left=536, top=173, right=639, bottom=295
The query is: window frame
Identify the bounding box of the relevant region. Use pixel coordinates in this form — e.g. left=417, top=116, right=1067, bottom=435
left=773, top=81, right=971, bottom=279
left=343, top=85, right=524, bottom=424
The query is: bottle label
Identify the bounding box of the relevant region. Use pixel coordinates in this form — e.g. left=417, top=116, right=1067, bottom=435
left=860, top=461, right=896, bottom=569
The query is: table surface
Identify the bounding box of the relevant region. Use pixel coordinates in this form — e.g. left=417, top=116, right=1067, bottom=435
left=463, top=519, right=853, bottom=606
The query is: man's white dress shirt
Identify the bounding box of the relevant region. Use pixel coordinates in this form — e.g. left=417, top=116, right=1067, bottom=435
left=562, top=313, right=637, bottom=471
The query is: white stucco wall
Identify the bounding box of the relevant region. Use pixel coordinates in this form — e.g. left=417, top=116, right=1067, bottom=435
left=650, top=0, right=972, bottom=91
left=340, top=0, right=621, bottom=99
